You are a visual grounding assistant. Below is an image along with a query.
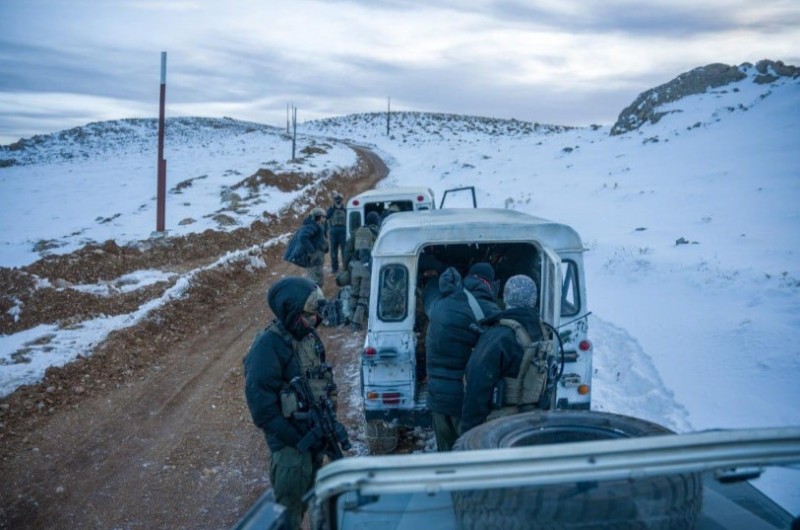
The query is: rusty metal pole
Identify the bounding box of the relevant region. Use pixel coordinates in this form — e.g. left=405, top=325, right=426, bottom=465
left=156, top=51, right=167, bottom=232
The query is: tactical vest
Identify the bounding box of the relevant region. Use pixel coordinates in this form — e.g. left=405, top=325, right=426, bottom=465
left=487, top=318, right=554, bottom=421
left=268, top=322, right=334, bottom=417
left=330, top=207, right=346, bottom=227
left=354, top=225, right=376, bottom=251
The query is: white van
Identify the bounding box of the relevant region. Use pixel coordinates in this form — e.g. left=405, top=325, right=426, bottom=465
left=360, top=208, right=592, bottom=452
left=345, top=187, right=436, bottom=239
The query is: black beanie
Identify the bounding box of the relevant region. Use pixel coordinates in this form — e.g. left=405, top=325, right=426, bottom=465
left=468, top=262, right=495, bottom=282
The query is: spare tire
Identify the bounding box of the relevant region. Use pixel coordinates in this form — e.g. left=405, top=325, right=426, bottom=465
left=452, top=411, right=702, bottom=530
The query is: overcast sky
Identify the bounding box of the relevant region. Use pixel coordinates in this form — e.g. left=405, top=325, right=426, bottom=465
left=1, top=0, right=798, bottom=145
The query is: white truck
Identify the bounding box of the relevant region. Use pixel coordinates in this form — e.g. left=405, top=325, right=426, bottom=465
left=360, top=207, right=592, bottom=452
left=344, top=186, right=437, bottom=240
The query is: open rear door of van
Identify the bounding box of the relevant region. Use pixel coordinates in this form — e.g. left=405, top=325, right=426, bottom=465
left=540, top=245, right=562, bottom=327
left=439, top=186, right=477, bottom=208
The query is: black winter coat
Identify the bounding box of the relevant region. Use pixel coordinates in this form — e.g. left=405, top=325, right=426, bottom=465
left=243, top=277, right=323, bottom=452
left=284, top=217, right=326, bottom=268
left=460, top=306, right=543, bottom=434
left=423, top=267, right=501, bottom=417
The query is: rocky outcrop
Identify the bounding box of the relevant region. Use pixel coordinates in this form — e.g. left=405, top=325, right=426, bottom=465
left=610, top=60, right=799, bottom=135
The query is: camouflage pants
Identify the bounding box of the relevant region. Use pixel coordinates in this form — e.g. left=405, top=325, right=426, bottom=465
left=306, top=251, right=324, bottom=288
left=349, top=262, right=371, bottom=325
left=432, top=411, right=461, bottom=452
left=269, top=446, right=323, bottom=530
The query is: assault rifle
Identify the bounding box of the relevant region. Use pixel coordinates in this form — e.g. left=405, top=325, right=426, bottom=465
left=291, top=370, right=352, bottom=460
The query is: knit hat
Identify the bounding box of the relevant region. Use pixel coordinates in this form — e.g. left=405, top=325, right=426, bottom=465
left=503, top=275, right=538, bottom=309
left=366, top=211, right=381, bottom=226
left=468, top=262, right=494, bottom=282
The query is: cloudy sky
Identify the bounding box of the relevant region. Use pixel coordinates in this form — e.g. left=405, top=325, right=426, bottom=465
left=1, top=0, right=798, bottom=145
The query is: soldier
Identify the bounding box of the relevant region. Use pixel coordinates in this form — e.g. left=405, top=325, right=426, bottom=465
left=326, top=192, right=347, bottom=275
left=283, top=207, right=328, bottom=288
left=422, top=262, right=501, bottom=451
left=348, top=211, right=381, bottom=331
left=460, top=274, right=548, bottom=435
left=243, top=277, right=338, bottom=530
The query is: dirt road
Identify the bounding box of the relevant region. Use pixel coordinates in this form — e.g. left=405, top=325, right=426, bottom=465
left=0, top=147, right=388, bottom=529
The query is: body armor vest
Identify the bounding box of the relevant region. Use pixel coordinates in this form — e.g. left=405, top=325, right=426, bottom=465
left=354, top=225, right=376, bottom=251
left=268, top=322, right=334, bottom=417
left=330, top=207, right=346, bottom=227
left=487, top=318, right=554, bottom=421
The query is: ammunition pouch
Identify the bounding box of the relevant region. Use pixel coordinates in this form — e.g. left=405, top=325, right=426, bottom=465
left=280, top=387, right=301, bottom=418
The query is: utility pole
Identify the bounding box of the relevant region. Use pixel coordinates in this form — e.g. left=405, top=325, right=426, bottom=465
left=156, top=51, right=167, bottom=233
left=286, top=103, right=290, bottom=135
left=291, top=105, right=297, bottom=161
left=387, top=96, right=391, bottom=136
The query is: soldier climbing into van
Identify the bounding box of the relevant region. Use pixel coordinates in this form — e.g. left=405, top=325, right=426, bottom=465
left=348, top=211, right=381, bottom=331
left=326, top=192, right=347, bottom=275
left=283, top=207, right=328, bottom=288
left=422, top=262, right=501, bottom=451
left=242, top=277, right=345, bottom=530
left=460, top=274, right=554, bottom=435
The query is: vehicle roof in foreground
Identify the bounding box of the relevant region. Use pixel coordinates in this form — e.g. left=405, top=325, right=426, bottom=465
left=311, top=427, right=800, bottom=503
left=372, top=208, right=585, bottom=256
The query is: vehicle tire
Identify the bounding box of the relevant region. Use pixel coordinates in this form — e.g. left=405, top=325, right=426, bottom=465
left=365, top=420, right=398, bottom=454
left=452, top=411, right=702, bottom=530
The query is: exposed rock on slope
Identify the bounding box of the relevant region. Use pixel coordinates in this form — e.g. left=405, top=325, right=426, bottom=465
left=610, top=60, right=799, bottom=135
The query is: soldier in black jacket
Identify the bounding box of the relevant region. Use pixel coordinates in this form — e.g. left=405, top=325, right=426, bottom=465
left=325, top=193, right=347, bottom=274
left=283, top=208, right=328, bottom=287
left=423, top=262, right=500, bottom=451
left=460, top=274, right=542, bottom=435
left=243, top=277, right=337, bottom=530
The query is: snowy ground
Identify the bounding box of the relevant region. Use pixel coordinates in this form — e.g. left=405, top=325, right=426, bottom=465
left=1, top=67, right=799, bottom=511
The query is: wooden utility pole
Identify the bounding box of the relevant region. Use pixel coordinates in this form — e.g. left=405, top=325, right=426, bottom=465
left=286, top=103, right=290, bottom=134
left=291, top=106, right=297, bottom=161
left=156, top=51, right=167, bottom=232
left=387, top=96, right=391, bottom=136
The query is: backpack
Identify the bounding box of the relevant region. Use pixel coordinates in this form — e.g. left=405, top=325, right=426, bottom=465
left=487, top=318, right=556, bottom=418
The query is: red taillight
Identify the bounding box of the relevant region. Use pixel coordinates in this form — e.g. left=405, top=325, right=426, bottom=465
left=363, top=346, right=377, bottom=357
left=579, top=340, right=592, bottom=352
left=416, top=195, right=424, bottom=202
left=352, top=199, right=360, bottom=206
left=382, top=392, right=401, bottom=405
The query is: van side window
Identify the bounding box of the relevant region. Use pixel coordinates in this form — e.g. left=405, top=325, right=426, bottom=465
left=378, top=265, right=408, bottom=321
left=561, top=260, right=580, bottom=317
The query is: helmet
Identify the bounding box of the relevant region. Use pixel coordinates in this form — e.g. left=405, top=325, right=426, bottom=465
left=310, top=207, right=325, bottom=219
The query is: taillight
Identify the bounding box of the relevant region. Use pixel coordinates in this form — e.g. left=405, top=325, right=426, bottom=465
left=363, top=346, right=376, bottom=357
left=416, top=195, right=424, bottom=202
left=579, top=340, right=592, bottom=352
left=578, top=384, right=590, bottom=395
left=352, top=199, right=360, bottom=206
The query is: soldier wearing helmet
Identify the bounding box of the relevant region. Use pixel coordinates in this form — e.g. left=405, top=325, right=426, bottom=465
left=283, top=206, right=329, bottom=287
left=326, top=192, right=347, bottom=275
left=348, top=211, right=381, bottom=330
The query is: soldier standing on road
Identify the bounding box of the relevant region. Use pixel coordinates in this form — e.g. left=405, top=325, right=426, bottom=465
left=326, top=193, right=347, bottom=275
left=243, top=277, right=338, bottom=530
left=283, top=207, right=328, bottom=288
left=348, top=211, right=381, bottom=331
left=460, top=274, right=545, bottom=435
left=422, top=262, right=501, bottom=451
